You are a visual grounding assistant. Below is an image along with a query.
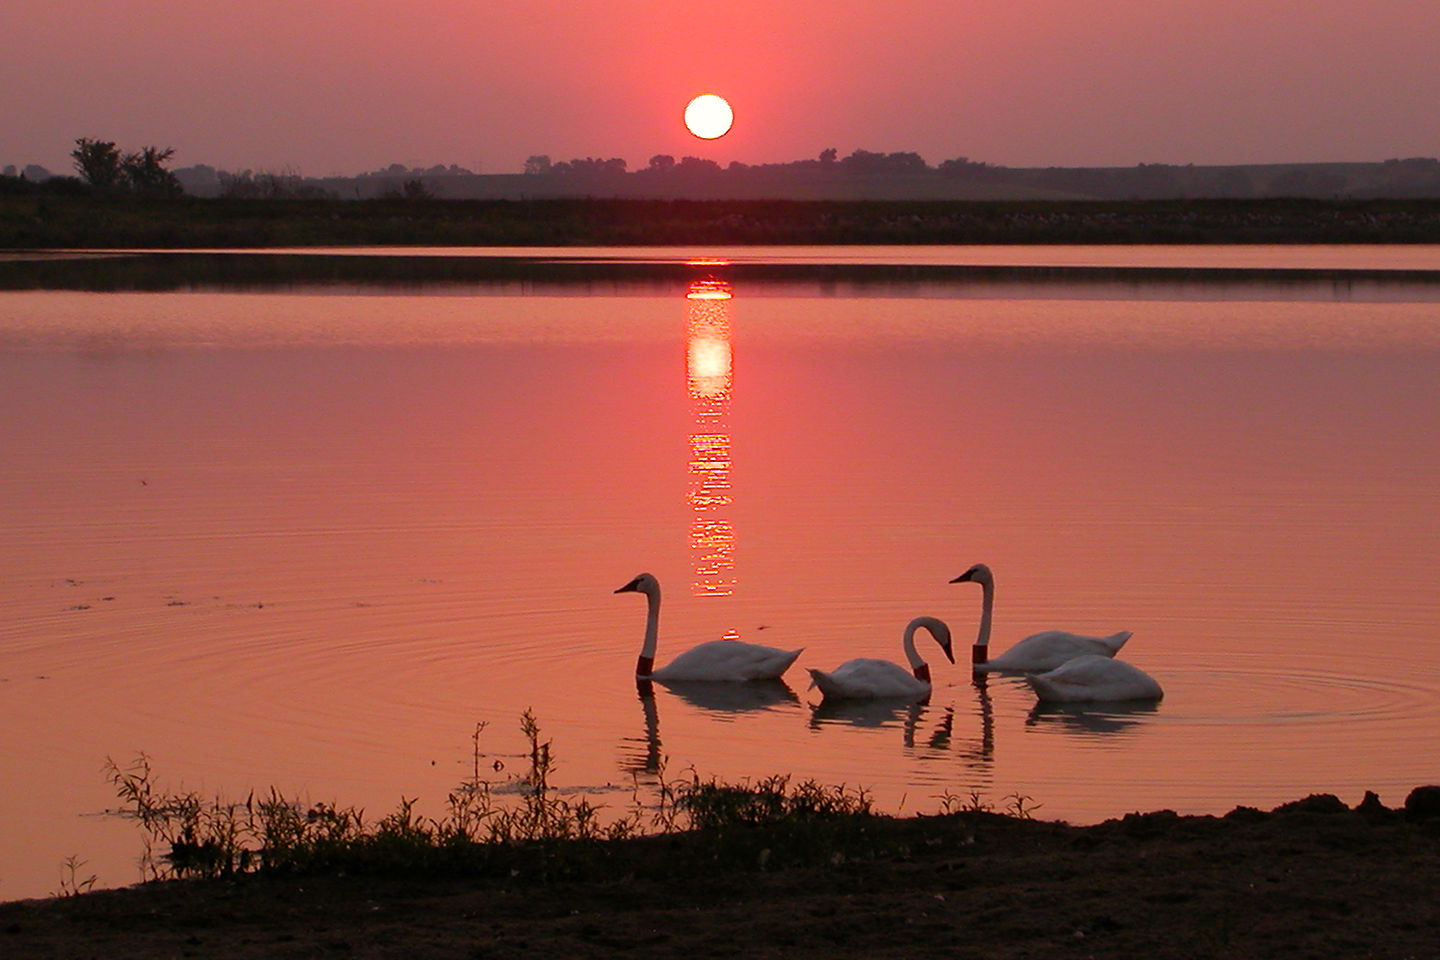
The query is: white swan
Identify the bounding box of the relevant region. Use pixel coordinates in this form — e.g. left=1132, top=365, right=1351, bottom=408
left=1026, top=654, right=1164, bottom=703
left=808, top=616, right=954, bottom=700
left=615, top=573, right=802, bottom=681
left=950, top=563, right=1130, bottom=673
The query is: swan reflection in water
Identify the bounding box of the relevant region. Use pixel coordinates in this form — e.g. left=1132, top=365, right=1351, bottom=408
left=653, top=677, right=799, bottom=712
left=808, top=679, right=996, bottom=767
left=810, top=696, right=927, bottom=730
left=619, top=690, right=665, bottom=777
left=1026, top=698, right=1162, bottom=736
left=619, top=678, right=800, bottom=778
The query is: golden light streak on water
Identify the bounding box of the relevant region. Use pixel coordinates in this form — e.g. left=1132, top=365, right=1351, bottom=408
left=686, top=278, right=736, bottom=600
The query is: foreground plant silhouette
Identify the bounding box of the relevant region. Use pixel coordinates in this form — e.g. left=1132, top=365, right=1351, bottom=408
left=104, top=709, right=883, bottom=886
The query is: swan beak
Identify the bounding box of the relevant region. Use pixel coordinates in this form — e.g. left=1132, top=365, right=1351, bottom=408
left=942, top=643, right=956, bottom=664
left=614, top=580, right=639, bottom=594
left=949, top=572, right=974, bottom=584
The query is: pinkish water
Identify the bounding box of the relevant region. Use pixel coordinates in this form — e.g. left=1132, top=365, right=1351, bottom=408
left=2, top=246, right=1439, bottom=901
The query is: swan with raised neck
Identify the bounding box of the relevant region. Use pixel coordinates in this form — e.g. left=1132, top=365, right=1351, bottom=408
left=614, top=573, right=803, bottom=682
left=950, top=563, right=1131, bottom=674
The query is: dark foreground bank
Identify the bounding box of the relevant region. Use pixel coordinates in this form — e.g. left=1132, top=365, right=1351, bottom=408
left=6, top=195, right=1440, bottom=248
left=5, top=790, right=1439, bottom=960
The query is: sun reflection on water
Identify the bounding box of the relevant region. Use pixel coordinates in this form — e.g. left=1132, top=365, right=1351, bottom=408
left=686, top=278, right=736, bottom=603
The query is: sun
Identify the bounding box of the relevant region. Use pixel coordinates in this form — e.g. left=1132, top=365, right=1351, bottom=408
left=684, top=95, right=734, bottom=140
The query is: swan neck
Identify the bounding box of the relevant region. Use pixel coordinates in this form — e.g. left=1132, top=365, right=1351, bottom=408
left=901, top=623, right=925, bottom=670
left=973, top=578, right=994, bottom=664
left=638, top=584, right=660, bottom=666
left=898, top=624, right=921, bottom=667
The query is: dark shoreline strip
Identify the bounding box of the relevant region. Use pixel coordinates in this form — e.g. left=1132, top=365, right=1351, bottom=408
left=4, top=250, right=1440, bottom=295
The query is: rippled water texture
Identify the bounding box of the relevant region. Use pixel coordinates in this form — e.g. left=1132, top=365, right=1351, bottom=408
left=2, top=246, right=1438, bottom=900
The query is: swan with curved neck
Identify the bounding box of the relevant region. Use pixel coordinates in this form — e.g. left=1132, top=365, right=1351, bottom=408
left=807, top=616, right=955, bottom=700
left=1026, top=654, right=1163, bottom=703
left=615, top=573, right=802, bottom=681
left=950, top=563, right=1130, bottom=673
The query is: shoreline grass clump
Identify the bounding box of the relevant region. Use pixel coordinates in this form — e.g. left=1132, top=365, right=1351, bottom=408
left=102, top=709, right=945, bottom=889
left=663, top=772, right=880, bottom=870
left=104, top=710, right=650, bottom=884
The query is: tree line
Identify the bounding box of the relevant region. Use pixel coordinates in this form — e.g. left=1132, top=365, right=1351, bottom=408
left=69, top=138, right=183, bottom=196
left=8, top=137, right=1440, bottom=203
left=519, top=148, right=987, bottom=178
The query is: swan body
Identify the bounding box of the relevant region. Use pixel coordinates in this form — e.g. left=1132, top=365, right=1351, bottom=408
left=976, top=629, right=1131, bottom=673
left=615, top=573, right=802, bottom=681
left=950, top=563, right=1130, bottom=673
left=808, top=616, right=954, bottom=700
left=1026, top=654, right=1163, bottom=703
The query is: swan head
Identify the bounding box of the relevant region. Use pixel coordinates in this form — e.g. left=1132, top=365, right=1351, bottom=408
left=907, top=616, right=956, bottom=664
left=949, top=563, right=993, bottom=587
left=615, top=573, right=660, bottom=597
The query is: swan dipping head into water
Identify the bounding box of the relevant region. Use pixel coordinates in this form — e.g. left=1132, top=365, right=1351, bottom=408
left=950, top=563, right=1131, bottom=673
left=1026, top=654, right=1164, bottom=703
left=614, top=573, right=803, bottom=682
left=808, top=616, right=955, bottom=701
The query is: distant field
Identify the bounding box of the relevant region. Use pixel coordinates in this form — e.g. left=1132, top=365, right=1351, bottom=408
left=5, top=195, right=1440, bottom=248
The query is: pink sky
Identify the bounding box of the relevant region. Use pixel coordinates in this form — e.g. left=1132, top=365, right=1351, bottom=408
left=3, top=0, right=1437, bottom=176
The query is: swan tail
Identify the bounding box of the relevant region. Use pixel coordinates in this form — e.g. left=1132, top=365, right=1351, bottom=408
left=1025, top=674, right=1065, bottom=702
left=807, top=668, right=844, bottom=698
left=1103, top=631, right=1133, bottom=653
left=748, top=647, right=803, bottom=680
left=1026, top=670, right=1095, bottom=702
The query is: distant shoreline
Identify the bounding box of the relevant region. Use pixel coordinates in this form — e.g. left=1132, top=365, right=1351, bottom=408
left=5, top=196, right=1440, bottom=250
left=5, top=248, right=1440, bottom=299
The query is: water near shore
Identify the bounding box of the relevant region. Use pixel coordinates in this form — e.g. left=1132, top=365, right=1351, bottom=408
left=2, top=245, right=1439, bottom=901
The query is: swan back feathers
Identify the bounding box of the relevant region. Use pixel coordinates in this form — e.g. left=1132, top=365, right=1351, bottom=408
left=1026, top=654, right=1163, bottom=703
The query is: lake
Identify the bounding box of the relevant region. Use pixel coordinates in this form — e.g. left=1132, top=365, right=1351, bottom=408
left=2, top=245, right=1439, bottom=901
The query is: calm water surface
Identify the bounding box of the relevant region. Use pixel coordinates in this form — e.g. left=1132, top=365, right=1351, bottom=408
left=2, top=246, right=1439, bottom=900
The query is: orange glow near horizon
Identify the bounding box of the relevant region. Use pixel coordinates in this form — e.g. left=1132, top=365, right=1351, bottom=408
left=686, top=277, right=736, bottom=599
left=7, top=2, right=1440, bottom=176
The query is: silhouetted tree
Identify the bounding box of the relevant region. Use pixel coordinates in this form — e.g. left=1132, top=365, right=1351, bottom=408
left=819, top=147, right=838, bottom=165
left=71, top=138, right=182, bottom=195
left=72, top=138, right=124, bottom=189
left=648, top=154, right=676, bottom=172
left=218, top=169, right=332, bottom=200
left=676, top=156, right=721, bottom=174
left=937, top=156, right=995, bottom=180
left=523, top=155, right=552, bottom=175
left=0, top=172, right=88, bottom=196
left=553, top=157, right=627, bottom=175
left=383, top=178, right=434, bottom=200
left=122, top=146, right=182, bottom=197
left=841, top=150, right=927, bottom=175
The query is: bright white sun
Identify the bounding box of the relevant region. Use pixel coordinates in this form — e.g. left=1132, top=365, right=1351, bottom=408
left=684, top=94, right=734, bottom=140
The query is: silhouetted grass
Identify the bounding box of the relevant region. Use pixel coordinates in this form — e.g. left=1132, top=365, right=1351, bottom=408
left=102, top=710, right=911, bottom=889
